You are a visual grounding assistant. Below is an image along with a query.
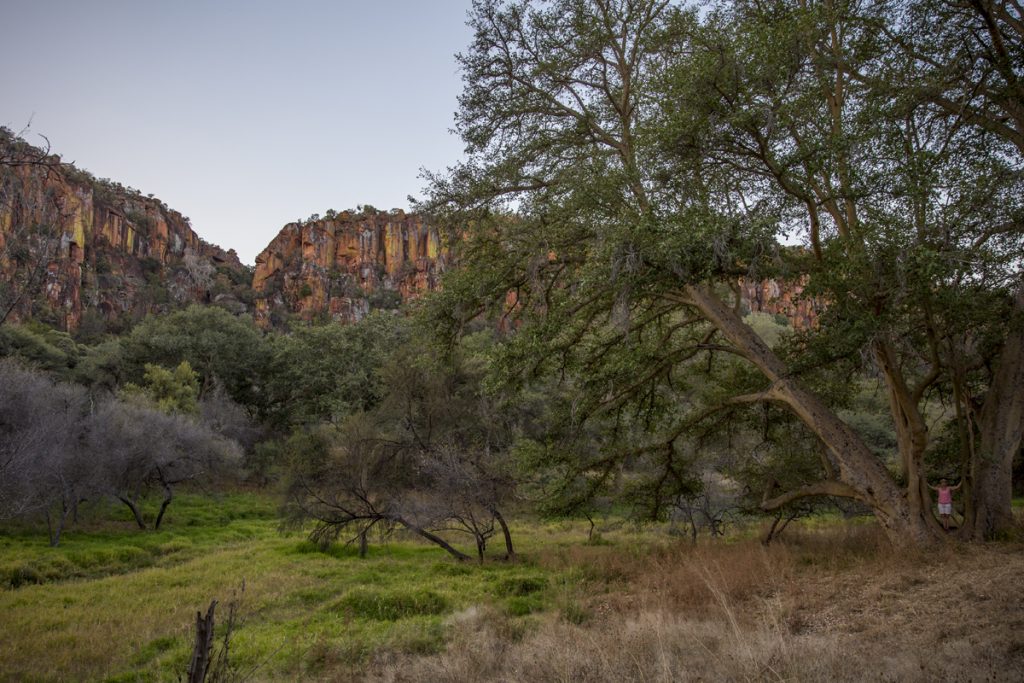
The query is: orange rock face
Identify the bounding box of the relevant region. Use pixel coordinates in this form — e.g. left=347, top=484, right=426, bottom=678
left=0, top=132, right=244, bottom=331
left=252, top=210, right=448, bottom=328
left=739, top=276, right=820, bottom=330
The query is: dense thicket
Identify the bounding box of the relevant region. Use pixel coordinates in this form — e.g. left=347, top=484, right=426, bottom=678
left=0, top=362, right=240, bottom=545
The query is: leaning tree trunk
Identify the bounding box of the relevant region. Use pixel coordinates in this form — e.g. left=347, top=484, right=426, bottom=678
left=154, top=476, right=174, bottom=530
left=118, top=495, right=147, bottom=530
left=492, top=508, right=516, bottom=561
left=46, top=505, right=71, bottom=548
left=685, top=284, right=939, bottom=546
left=393, top=516, right=472, bottom=561
left=967, top=292, right=1024, bottom=539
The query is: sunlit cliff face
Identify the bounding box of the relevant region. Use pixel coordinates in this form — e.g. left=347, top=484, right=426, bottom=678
left=251, top=210, right=448, bottom=328
left=0, top=153, right=243, bottom=331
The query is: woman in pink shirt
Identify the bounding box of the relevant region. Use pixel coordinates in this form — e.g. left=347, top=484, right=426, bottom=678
left=929, top=478, right=962, bottom=531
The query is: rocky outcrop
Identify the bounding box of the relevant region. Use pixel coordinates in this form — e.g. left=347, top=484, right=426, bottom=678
left=0, top=130, right=249, bottom=332
left=252, top=210, right=447, bottom=327
left=740, top=276, right=819, bottom=330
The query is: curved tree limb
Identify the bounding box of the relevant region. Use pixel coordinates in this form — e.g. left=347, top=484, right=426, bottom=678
left=760, top=479, right=862, bottom=512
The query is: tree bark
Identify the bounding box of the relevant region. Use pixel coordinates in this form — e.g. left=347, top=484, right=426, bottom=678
left=968, top=290, right=1024, bottom=538
left=154, top=476, right=173, bottom=530
left=684, top=284, right=939, bottom=545
left=492, top=508, right=516, bottom=561
left=47, top=502, right=71, bottom=547
left=118, top=495, right=147, bottom=530
left=874, top=340, right=943, bottom=536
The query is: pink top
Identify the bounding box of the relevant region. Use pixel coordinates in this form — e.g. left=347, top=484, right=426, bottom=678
left=937, top=487, right=953, bottom=504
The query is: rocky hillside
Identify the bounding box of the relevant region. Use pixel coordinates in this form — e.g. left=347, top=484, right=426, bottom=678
left=0, top=129, right=250, bottom=333
left=252, top=209, right=447, bottom=328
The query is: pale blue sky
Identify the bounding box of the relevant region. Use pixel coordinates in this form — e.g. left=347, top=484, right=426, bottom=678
left=0, top=0, right=474, bottom=263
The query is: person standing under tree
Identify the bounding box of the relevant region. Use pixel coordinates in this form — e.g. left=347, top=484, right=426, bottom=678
left=929, top=478, right=962, bottom=531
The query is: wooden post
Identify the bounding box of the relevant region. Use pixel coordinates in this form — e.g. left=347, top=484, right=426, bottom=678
left=187, top=600, right=217, bottom=683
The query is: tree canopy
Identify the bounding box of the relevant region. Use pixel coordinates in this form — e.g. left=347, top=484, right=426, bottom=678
left=425, top=0, right=1024, bottom=544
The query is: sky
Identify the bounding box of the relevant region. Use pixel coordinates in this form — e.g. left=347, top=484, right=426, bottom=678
left=0, top=0, right=475, bottom=264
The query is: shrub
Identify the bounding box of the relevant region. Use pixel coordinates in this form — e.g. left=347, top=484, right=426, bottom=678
left=336, top=588, right=449, bottom=621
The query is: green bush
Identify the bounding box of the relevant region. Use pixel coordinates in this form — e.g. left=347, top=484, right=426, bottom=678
left=503, top=594, right=545, bottom=616
left=494, top=575, right=547, bottom=596
left=336, top=588, right=449, bottom=621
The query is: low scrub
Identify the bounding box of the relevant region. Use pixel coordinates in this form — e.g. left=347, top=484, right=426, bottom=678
left=336, top=588, right=451, bottom=621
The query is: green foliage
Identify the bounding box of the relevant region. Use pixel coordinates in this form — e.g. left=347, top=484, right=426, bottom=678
left=0, top=323, right=78, bottom=376
left=494, top=575, right=547, bottom=596
left=267, top=311, right=407, bottom=426
left=124, top=210, right=155, bottom=233
left=745, top=312, right=789, bottom=348
left=368, top=288, right=403, bottom=310
left=123, top=305, right=269, bottom=411
left=420, top=0, right=1024, bottom=538
left=72, top=339, right=125, bottom=390
left=121, top=361, right=200, bottom=414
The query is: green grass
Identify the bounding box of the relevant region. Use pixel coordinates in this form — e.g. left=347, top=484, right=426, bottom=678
left=0, top=492, right=275, bottom=589
left=0, top=491, right=596, bottom=682
left=4, top=494, right=887, bottom=681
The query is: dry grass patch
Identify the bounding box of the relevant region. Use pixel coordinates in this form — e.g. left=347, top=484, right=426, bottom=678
left=368, top=524, right=1024, bottom=682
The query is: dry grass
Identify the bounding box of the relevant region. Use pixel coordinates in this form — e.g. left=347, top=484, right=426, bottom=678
left=367, top=525, right=1024, bottom=682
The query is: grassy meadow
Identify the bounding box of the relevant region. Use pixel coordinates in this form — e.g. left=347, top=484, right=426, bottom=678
left=1, top=493, right=1023, bottom=682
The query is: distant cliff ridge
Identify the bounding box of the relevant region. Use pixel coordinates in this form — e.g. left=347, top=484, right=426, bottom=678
left=1, top=131, right=815, bottom=335
left=252, top=210, right=448, bottom=327
left=0, top=129, right=249, bottom=332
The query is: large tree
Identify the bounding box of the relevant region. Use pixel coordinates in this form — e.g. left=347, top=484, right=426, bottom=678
left=427, top=0, right=1023, bottom=544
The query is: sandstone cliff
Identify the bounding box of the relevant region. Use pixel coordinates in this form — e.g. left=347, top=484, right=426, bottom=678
left=0, top=129, right=249, bottom=332
left=252, top=209, right=447, bottom=328
left=740, top=276, right=819, bottom=330
left=250, top=210, right=815, bottom=331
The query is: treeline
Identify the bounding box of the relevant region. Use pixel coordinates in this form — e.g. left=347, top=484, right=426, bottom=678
left=0, top=287, right=913, bottom=554
left=0, top=305, right=545, bottom=558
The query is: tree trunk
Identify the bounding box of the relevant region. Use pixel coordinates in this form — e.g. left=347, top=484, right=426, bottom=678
left=154, top=478, right=173, bottom=530
left=393, top=516, right=472, bottom=561
left=47, top=504, right=70, bottom=548
left=118, top=495, right=147, bottom=530
left=968, top=292, right=1024, bottom=538
left=492, top=508, right=516, bottom=561
left=685, top=284, right=939, bottom=545
left=874, top=340, right=944, bottom=536
left=475, top=536, right=486, bottom=564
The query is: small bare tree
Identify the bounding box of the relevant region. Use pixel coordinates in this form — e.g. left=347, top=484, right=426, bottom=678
left=0, top=361, right=97, bottom=545
left=87, top=400, right=241, bottom=529
left=281, top=420, right=475, bottom=561
left=1, top=362, right=241, bottom=541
